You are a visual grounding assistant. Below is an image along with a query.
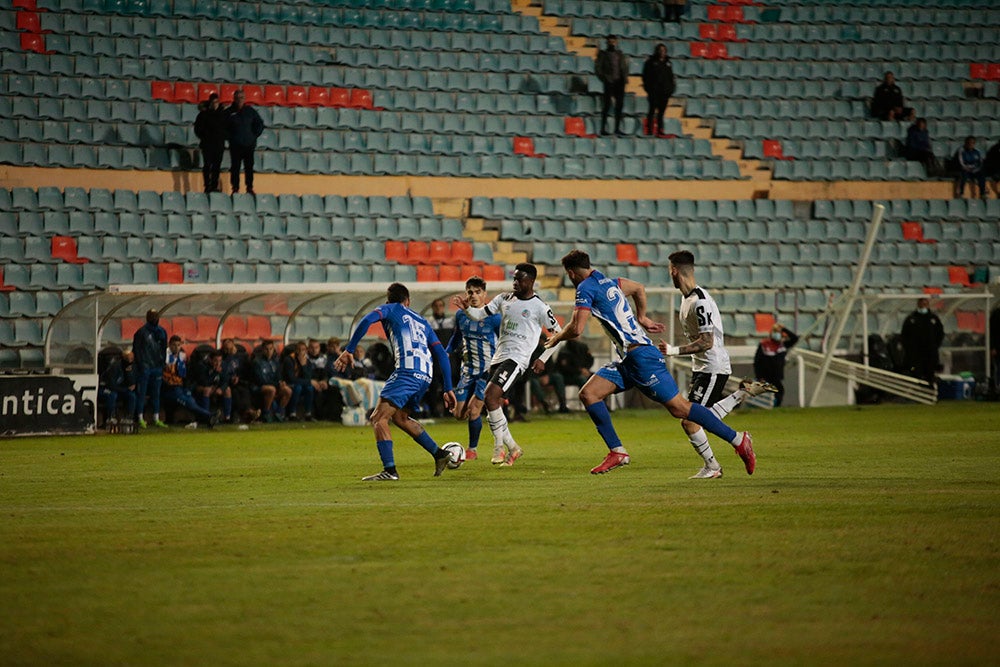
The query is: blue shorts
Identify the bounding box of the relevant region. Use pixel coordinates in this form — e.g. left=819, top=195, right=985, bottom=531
left=454, top=367, right=489, bottom=403
left=379, top=369, right=432, bottom=413
left=595, top=344, right=679, bottom=403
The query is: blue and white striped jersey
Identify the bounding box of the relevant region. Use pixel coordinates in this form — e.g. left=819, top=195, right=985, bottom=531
left=372, top=302, right=440, bottom=376
left=448, top=310, right=502, bottom=375
left=574, top=269, right=652, bottom=358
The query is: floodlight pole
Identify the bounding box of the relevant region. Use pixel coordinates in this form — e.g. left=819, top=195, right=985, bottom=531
left=809, top=203, right=885, bottom=407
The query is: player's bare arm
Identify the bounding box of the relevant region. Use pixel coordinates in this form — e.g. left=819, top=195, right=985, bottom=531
left=545, top=308, right=590, bottom=348
left=618, top=278, right=665, bottom=333
left=659, top=331, right=714, bottom=357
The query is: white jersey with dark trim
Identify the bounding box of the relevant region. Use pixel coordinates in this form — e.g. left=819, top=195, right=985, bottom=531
left=678, top=285, right=731, bottom=374
left=484, top=292, right=561, bottom=371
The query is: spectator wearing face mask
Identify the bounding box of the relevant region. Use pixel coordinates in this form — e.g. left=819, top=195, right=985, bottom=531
left=753, top=323, right=799, bottom=407
left=900, top=297, right=944, bottom=387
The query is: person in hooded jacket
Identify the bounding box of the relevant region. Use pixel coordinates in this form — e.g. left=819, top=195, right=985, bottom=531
left=641, top=43, right=675, bottom=137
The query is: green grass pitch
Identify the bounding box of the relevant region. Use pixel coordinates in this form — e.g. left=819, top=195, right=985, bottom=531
left=2, top=403, right=998, bottom=666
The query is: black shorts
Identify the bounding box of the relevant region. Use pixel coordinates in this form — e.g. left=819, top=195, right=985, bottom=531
left=687, top=372, right=729, bottom=407
left=488, top=359, right=524, bottom=395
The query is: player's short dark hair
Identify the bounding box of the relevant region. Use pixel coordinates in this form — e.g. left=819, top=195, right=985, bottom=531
left=561, top=250, right=591, bottom=271
left=386, top=282, right=409, bottom=303
left=168, top=335, right=182, bottom=345
left=514, top=263, right=537, bottom=280
left=668, top=250, right=695, bottom=268
left=146, top=309, right=159, bottom=324
left=465, top=276, right=486, bottom=290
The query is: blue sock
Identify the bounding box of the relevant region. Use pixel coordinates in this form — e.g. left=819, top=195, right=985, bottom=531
left=222, top=396, right=232, bottom=419
left=585, top=401, right=622, bottom=450
left=197, top=394, right=210, bottom=412
left=376, top=440, right=395, bottom=469
left=468, top=416, right=482, bottom=449
left=688, top=403, right=737, bottom=443
left=413, top=430, right=439, bottom=455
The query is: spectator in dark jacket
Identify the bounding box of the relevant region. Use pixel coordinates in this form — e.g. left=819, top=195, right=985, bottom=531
left=753, top=323, right=799, bottom=407
left=220, top=338, right=258, bottom=423
left=194, top=93, right=228, bottom=193
left=871, top=72, right=914, bottom=122
left=956, top=136, right=986, bottom=199
left=901, top=298, right=944, bottom=387
left=192, top=350, right=227, bottom=417
left=226, top=90, right=265, bottom=194
left=281, top=341, right=316, bottom=421
left=641, top=43, right=675, bottom=137
left=252, top=340, right=291, bottom=422
left=904, top=118, right=937, bottom=174
left=99, top=346, right=136, bottom=428
left=984, top=139, right=1000, bottom=199
left=595, top=35, right=630, bottom=136
left=162, top=336, right=218, bottom=426
left=133, top=309, right=168, bottom=428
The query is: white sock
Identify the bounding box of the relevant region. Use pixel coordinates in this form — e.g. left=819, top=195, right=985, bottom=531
left=710, top=390, right=745, bottom=421
left=688, top=428, right=719, bottom=467
left=611, top=446, right=628, bottom=454
left=487, top=408, right=508, bottom=448
left=730, top=431, right=745, bottom=447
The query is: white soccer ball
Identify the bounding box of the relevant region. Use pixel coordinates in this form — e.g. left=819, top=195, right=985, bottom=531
left=442, top=442, right=466, bottom=469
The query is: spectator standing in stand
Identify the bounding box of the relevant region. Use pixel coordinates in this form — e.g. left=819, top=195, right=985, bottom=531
left=226, top=89, right=265, bottom=195
left=596, top=35, right=630, bottom=136
left=194, top=93, right=227, bottom=193
left=641, top=43, right=675, bottom=137
left=871, top=72, right=915, bottom=122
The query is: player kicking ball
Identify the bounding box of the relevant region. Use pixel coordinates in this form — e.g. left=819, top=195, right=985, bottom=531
left=545, top=250, right=757, bottom=476
left=657, top=250, right=776, bottom=478
left=335, top=282, right=456, bottom=481
left=451, top=263, right=563, bottom=466
left=445, top=276, right=503, bottom=461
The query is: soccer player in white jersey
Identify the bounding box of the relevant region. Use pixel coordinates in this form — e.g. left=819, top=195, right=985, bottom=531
left=659, top=250, right=774, bottom=477
left=451, top=263, right=563, bottom=466
left=545, top=249, right=756, bottom=476
left=335, top=283, right=456, bottom=481
left=446, top=276, right=502, bottom=460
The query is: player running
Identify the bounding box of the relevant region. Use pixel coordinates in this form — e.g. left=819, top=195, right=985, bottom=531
left=657, top=250, right=776, bottom=478
left=446, top=276, right=503, bottom=461
left=545, top=249, right=757, bottom=476
left=451, top=263, right=563, bottom=466
left=334, top=282, right=456, bottom=481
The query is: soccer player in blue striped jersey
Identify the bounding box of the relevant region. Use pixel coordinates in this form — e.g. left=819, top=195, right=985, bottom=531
left=545, top=250, right=756, bottom=475
left=446, top=276, right=503, bottom=461
left=335, top=283, right=456, bottom=481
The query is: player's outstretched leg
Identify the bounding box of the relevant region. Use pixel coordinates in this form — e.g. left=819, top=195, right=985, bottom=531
left=466, top=416, right=482, bottom=460
left=672, top=400, right=756, bottom=476
left=362, top=439, right=399, bottom=481
left=390, top=409, right=451, bottom=477
left=580, top=376, right=630, bottom=474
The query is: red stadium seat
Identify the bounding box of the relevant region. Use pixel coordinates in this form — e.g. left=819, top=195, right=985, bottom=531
left=219, top=83, right=240, bottom=105
left=242, top=85, right=264, bottom=105
left=349, top=89, right=373, bottom=109
left=263, top=85, right=286, bottom=106
left=384, top=240, right=407, bottom=263
left=170, top=316, right=197, bottom=341
left=416, top=265, right=439, bottom=282
left=707, top=5, right=726, bottom=21
left=762, top=139, right=784, bottom=159
left=20, top=32, right=47, bottom=53
left=717, top=24, right=741, bottom=41
left=51, top=236, right=87, bottom=264
left=955, top=311, right=976, bottom=331
left=151, top=81, right=174, bottom=102
left=157, top=262, right=183, bottom=284
left=119, top=317, right=144, bottom=339
left=460, top=263, right=485, bottom=280
left=0, top=267, right=13, bottom=292
left=969, top=63, right=987, bottom=80
left=564, top=117, right=591, bottom=137
left=754, top=313, right=775, bottom=334
left=439, top=265, right=461, bottom=282
left=482, top=264, right=506, bottom=282
left=173, top=82, right=197, bottom=104
left=286, top=86, right=308, bottom=106
left=699, top=24, right=718, bottom=40
left=197, top=83, right=219, bottom=102
left=245, top=315, right=272, bottom=341
left=12, top=0, right=38, bottom=9
left=195, top=316, right=219, bottom=342
left=513, top=136, right=536, bottom=156
left=724, top=6, right=746, bottom=22
left=220, top=315, right=247, bottom=339
left=307, top=86, right=330, bottom=107
left=689, top=42, right=709, bottom=58
left=616, top=243, right=648, bottom=266
left=947, top=266, right=971, bottom=286
left=406, top=241, right=429, bottom=265
left=901, top=221, right=924, bottom=242
left=15, top=11, right=40, bottom=32
left=329, top=88, right=350, bottom=107
left=987, top=63, right=1000, bottom=81
left=706, top=43, right=730, bottom=60
left=428, top=240, right=451, bottom=264
left=450, top=241, right=474, bottom=265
